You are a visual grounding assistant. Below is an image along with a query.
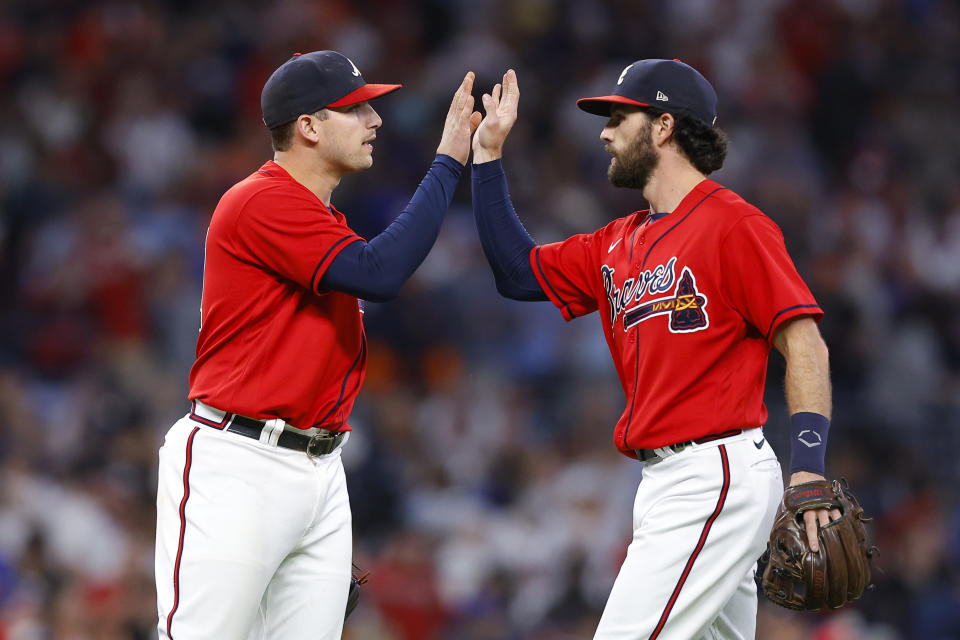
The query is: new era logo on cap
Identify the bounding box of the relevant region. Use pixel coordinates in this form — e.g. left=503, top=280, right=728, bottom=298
left=261, top=50, right=401, bottom=129
left=577, top=59, right=718, bottom=126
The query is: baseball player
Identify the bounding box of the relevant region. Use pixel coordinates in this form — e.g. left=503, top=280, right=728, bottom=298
left=154, top=51, right=480, bottom=640
left=471, top=61, right=840, bottom=638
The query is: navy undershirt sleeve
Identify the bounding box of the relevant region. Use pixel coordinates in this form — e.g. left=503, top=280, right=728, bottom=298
left=319, top=154, right=463, bottom=302
left=471, top=159, right=546, bottom=301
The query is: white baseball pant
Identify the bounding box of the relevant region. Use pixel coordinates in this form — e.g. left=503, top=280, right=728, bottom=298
left=595, top=428, right=782, bottom=640
left=155, top=412, right=352, bottom=640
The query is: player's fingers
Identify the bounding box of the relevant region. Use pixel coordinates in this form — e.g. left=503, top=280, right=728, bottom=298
left=481, top=93, right=493, bottom=115
left=469, top=110, right=482, bottom=133
left=502, top=69, right=518, bottom=109
left=499, top=72, right=511, bottom=107
left=448, top=72, right=473, bottom=118
left=450, top=76, right=466, bottom=106
left=817, top=508, right=830, bottom=528
left=803, top=510, right=820, bottom=553
left=492, top=83, right=502, bottom=106
left=460, top=72, right=474, bottom=105
left=830, top=508, right=842, bottom=521
left=460, top=95, right=475, bottom=120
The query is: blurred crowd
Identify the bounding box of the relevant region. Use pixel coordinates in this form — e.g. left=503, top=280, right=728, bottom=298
left=1, top=0, right=959, bottom=638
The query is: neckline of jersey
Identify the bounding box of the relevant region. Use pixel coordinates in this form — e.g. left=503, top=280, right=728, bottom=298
left=259, top=160, right=342, bottom=217
left=638, top=178, right=720, bottom=228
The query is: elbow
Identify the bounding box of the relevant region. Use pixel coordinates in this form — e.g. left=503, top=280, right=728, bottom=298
left=494, top=273, right=526, bottom=300
left=815, top=333, right=830, bottom=366
left=494, top=277, right=543, bottom=301
left=353, top=275, right=404, bottom=303
left=494, top=279, right=517, bottom=300
left=363, top=285, right=401, bottom=303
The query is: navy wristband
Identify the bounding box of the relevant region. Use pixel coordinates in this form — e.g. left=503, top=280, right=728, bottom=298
left=789, top=412, right=830, bottom=475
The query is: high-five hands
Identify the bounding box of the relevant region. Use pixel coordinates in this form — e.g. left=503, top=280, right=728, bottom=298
left=436, top=72, right=483, bottom=166
left=473, top=69, right=520, bottom=164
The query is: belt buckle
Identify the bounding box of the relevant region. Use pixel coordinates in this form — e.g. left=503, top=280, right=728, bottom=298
left=306, top=431, right=337, bottom=458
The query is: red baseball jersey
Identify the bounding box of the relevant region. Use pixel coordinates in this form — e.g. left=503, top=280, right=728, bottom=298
left=531, top=179, right=822, bottom=456
left=189, top=160, right=365, bottom=431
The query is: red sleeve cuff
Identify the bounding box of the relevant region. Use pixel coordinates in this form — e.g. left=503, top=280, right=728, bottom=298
left=530, top=246, right=575, bottom=321
left=310, top=235, right=363, bottom=293
left=765, top=304, right=824, bottom=343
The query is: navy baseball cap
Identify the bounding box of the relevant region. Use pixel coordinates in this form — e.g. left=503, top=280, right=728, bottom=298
left=261, top=51, right=402, bottom=129
left=577, top=59, right=718, bottom=126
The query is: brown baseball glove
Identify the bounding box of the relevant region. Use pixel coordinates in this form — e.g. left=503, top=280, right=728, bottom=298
left=761, top=479, right=875, bottom=610
left=345, top=563, right=369, bottom=620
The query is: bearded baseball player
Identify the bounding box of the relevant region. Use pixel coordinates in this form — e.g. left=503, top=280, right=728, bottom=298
left=154, top=51, right=480, bottom=639
left=471, top=61, right=841, bottom=638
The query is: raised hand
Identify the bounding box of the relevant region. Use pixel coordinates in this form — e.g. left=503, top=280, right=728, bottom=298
left=473, top=69, right=519, bottom=163
left=436, top=71, right=483, bottom=166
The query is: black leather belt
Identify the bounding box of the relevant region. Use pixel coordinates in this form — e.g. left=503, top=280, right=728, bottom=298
left=190, top=402, right=346, bottom=457
left=635, top=429, right=743, bottom=463
left=229, top=414, right=346, bottom=457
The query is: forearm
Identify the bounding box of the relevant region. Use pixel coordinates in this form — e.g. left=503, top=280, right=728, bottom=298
left=782, top=327, right=832, bottom=418
left=774, top=317, right=832, bottom=477
left=471, top=159, right=546, bottom=301
left=319, top=154, right=462, bottom=301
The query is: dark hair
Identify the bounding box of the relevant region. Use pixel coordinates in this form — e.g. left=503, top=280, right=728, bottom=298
left=269, top=109, right=329, bottom=152
left=270, top=122, right=295, bottom=152
left=645, top=108, right=728, bottom=175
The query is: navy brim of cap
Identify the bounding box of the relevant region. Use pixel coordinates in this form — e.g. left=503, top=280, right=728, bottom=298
left=576, top=95, right=651, bottom=116
left=327, top=83, right=402, bottom=108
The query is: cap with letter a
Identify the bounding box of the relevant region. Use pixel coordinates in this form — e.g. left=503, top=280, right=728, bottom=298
left=577, top=59, right=718, bottom=126
left=260, top=50, right=402, bottom=129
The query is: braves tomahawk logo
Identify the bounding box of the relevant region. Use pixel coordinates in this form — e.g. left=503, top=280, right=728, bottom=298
left=602, top=257, right=709, bottom=333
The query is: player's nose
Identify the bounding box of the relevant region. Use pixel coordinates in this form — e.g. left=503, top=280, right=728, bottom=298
left=365, top=104, right=382, bottom=129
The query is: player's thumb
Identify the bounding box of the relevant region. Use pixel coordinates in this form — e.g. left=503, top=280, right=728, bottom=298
left=481, top=93, right=494, bottom=113
left=469, top=111, right=482, bottom=133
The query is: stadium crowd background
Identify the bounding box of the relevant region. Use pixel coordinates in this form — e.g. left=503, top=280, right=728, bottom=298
left=1, top=0, right=959, bottom=638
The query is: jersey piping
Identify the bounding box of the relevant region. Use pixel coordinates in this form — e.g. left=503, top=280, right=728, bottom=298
left=765, top=303, right=823, bottom=340
left=534, top=247, right=574, bottom=319
left=310, top=235, right=363, bottom=292
left=622, top=186, right=725, bottom=447
left=648, top=444, right=731, bottom=639
left=309, top=333, right=367, bottom=429
left=628, top=224, right=641, bottom=262
left=640, top=188, right=725, bottom=270
left=166, top=426, right=200, bottom=639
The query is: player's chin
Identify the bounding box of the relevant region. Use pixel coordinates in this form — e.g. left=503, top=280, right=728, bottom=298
left=346, top=154, right=374, bottom=173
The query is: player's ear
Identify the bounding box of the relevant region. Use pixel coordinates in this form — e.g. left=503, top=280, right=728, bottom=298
left=295, top=113, right=323, bottom=144
left=655, top=112, right=675, bottom=143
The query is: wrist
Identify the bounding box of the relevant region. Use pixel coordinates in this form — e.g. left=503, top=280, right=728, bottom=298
left=789, top=470, right=825, bottom=486
left=434, top=153, right=466, bottom=172
left=473, top=146, right=503, bottom=164
left=788, top=412, right=830, bottom=476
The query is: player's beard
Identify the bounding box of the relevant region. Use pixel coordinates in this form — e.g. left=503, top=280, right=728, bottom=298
left=608, top=121, right=658, bottom=190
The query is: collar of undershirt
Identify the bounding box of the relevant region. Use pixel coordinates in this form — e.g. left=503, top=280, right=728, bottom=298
left=643, top=210, right=669, bottom=225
